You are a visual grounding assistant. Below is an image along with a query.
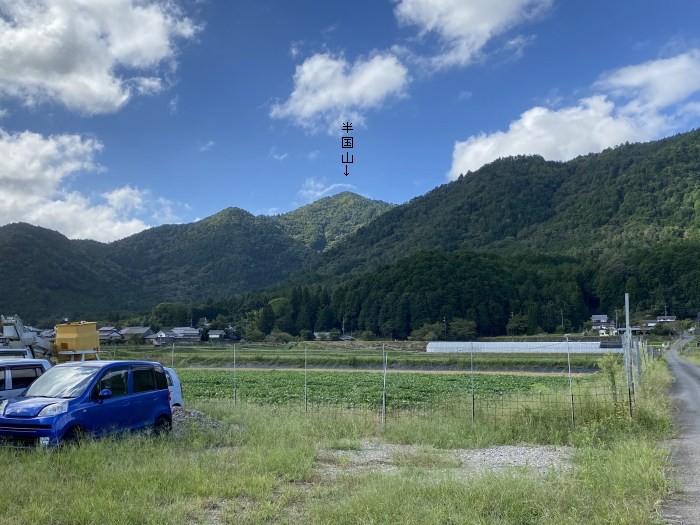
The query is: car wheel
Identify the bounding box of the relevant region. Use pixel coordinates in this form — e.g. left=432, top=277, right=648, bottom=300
left=61, top=426, right=85, bottom=445
left=154, top=415, right=171, bottom=434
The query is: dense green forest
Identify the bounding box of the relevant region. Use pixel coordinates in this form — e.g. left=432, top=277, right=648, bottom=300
left=273, top=192, right=393, bottom=251
left=119, top=240, right=700, bottom=341
left=0, top=194, right=391, bottom=322
left=2, top=129, right=700, bottom=332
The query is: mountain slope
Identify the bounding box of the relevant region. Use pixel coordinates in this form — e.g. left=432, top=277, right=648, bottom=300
left=301, top=129, right=700, bottom=281
left=0, top=193, right=391, bottom=323
left=273, top=192, right=394, bottom=251
left=106, top=207, right=312, bottom=303
left=0, top=223, right=139, bottom=319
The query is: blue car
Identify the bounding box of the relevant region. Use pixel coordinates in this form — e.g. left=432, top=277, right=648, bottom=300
left=0, top=360, right=172, bottom=447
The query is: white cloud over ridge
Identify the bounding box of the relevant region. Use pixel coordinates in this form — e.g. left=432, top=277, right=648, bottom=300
left=298, top=178, right=355, bottom=203
left=0, top=0, right=199, bottom=114
left=0, top=129, right=181, bottom=241
left=448, top=50, right=700, bottom=179
left=394, top=0, right=552, bottom=69
left=270, top=53, right=409, bottom=133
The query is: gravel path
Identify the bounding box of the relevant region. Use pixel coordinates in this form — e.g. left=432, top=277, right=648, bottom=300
left=662, top=341, right=700, bottom=524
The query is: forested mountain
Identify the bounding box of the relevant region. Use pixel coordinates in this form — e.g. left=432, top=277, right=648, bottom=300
left=0, top=223, right=140, bottom=320
left=272, top=192, right=394, bottom=251
left=105, top=207, right=311, bottom=304
left=302, top=129, right=700, bottom=280
left=2, top=129, right=700, bottom=330
left=0, top=193, right=391, bottom=323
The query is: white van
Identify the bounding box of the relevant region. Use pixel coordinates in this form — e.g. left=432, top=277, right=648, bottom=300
left=0, top=359, right=52, bottom=400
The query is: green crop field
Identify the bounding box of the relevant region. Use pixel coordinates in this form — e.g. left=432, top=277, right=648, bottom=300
left=178, top=368, right=591, bottom=409
left=112, top=343, right=605, bottom=371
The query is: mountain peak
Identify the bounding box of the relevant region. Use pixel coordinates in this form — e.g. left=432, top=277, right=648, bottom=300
left=274, top=192, right=394, bottom=251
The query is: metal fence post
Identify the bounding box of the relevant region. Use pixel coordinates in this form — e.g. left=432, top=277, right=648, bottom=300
left=471, top=347, right=475, bottom=424
left=381, top=344, right=387, bottom=428
left=304, top=347, right=308, bottom=412
left=233, top=344, right=237, bottom=406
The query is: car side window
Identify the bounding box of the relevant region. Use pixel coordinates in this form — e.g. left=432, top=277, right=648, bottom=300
left=0, top=368, right=5, bottom=390
left=132, top=367, right=156, bottom=393
left=10, top=367, right=41, bottom=390
left=165, top=371, right=173, bottom=387
left=93, top=368, right=129, bottom=398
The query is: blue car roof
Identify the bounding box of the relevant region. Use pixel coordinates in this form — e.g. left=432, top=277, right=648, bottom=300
left=55, top=360, right=160, bottom=368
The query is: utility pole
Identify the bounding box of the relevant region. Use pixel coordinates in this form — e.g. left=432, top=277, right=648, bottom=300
left=560, top=308, right=564, bottom=332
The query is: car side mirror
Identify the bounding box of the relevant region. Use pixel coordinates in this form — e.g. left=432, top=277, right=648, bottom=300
left=98, top=388, right=112, bottom=400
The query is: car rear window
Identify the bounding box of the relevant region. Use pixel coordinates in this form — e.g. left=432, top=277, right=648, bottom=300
left=10, top=366, right=43, bottom=389
left=132, top=367, right=156, bottom=393
left=155, top=367, right=168, bottom=390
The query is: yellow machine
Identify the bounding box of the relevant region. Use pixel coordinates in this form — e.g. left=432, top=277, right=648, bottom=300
left=54, top=321, right=101, bottom=362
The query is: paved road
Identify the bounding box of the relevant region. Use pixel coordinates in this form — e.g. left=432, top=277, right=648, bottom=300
left=663, top=338, right=700, bottom=524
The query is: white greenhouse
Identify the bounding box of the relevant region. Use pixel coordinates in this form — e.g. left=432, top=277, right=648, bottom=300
left=426, top=341, right=623, bottom=354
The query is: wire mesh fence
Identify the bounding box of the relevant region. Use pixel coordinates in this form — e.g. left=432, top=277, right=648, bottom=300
left=178, top=350, right=641, bottom=429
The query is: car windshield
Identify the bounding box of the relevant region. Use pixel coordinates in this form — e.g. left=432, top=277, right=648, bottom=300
left=23, top=366, right=99, bottom=399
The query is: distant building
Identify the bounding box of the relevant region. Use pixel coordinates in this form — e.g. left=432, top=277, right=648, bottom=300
left=207, top=329, right=226, bottom=342
left=656, top=315, right=677, bottom=323
left=119, top=326, right=155, bottom=343
left=98, top=326, right=122, bottom=343
left=590, top=314, right=614, bottom=334
left=172, top=326, right=201, bottom=342
left=152, top=330, right=178, bottom=344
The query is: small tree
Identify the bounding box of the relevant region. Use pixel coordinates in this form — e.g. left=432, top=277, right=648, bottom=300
left=448, top=318, right=477, bottom=341
left=506, top=314, right=528, bottom=336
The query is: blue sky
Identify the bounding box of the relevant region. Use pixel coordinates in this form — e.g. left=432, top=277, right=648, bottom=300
left=2, top=0, right=700, bottom=241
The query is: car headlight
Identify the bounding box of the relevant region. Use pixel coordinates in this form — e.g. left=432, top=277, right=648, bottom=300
left=0, top=400, right=7, bottom=414
left=38, top=401, right=69, bottom=417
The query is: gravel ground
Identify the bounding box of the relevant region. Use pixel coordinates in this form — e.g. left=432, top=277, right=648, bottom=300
left=318, top=439, right=571, bottom=480
left=170, top=408, right=571, bottom=479
left=171, top=406, right=224, bottom=434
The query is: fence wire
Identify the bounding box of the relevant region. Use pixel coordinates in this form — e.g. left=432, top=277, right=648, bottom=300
left=173, top=346, right=645, bottom=429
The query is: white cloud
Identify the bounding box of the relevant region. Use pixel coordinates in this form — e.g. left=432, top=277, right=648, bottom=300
left=394, top=0, right=551, bottom=69
left=448, top=50, right=700, bottom=179
left=0, top=128, right=183, bottom=241
left=169, top=96, right=179, bottom=114
left=270, top=53, right=409, bottom=133
left=298, top=178, right=355, bottom=202
left=102, top=185, right=145, bottom=211
left=269, top=147, right=288, bottom=161
left=0, top=0, right=199, bottom=114
left=198, top=140, right=216, bottom=152
left=150, top=197, right=182, bottom=224
left=596, top=50, right=700, bottom=115
left=289, top=40, right=303, bottom=59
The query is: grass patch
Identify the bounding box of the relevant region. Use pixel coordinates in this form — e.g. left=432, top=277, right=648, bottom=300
left=0, top=398, right=672, bottom=525
left=0, top=354, right=675, bottom=524
left=312, top=438, right=670, bottom=524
